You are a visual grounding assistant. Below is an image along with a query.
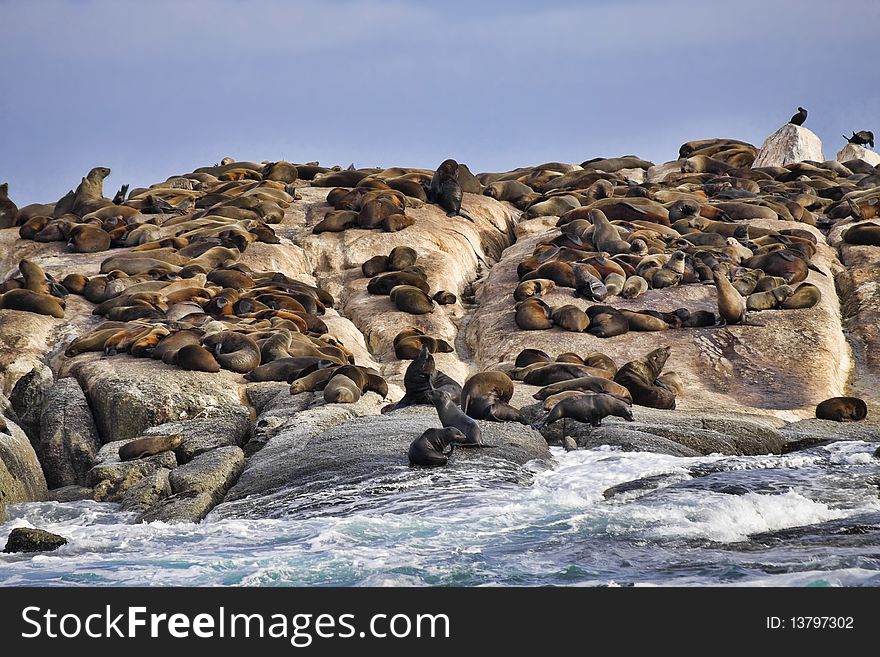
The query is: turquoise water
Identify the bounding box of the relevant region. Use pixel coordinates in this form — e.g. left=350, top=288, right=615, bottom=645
left=1, top=442, right=879, bottom=586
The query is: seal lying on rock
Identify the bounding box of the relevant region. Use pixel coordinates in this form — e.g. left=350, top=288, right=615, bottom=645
left=408, top=427, right=469, bottom=467
left=815, top=397, right=868, bottom=422
left=614, top=346, right=676, bottom=409
left=118, top=434, right=184, bottom=461
left=461, top=371, right=523, bottom=423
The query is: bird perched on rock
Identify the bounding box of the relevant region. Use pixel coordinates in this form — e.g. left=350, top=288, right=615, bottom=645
left=789, top=107, right=808, bottom=126
left=843, top=130, right=874, bottom=148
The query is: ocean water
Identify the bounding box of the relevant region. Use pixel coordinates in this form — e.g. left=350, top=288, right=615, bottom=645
left=1, top=441, right=879, bottom=587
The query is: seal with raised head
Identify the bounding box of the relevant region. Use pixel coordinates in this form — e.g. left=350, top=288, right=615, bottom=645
left=713, top=271, right=746, bottom=325
left=408, top=427, right=469, bottom=467
left=614, top=346, right=675, bottom=409
left=382, top=346, right=462, bottom=412
left=534, top=393, right=634, bottom=429
left=0, top=183, right=18, bottom=228
left=461, top=371, right=522, bottom=422
left=118, top=434, right=184, bottom=461
left=815, top=397, right=868, bottom=422
left=427, top=388, right=482, bottom=445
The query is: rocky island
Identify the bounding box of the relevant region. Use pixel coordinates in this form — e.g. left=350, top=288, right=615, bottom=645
left=1, top=124, right=879, bottom=585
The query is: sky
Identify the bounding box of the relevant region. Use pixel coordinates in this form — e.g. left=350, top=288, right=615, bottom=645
left=1, top=0, right=878, bottom=205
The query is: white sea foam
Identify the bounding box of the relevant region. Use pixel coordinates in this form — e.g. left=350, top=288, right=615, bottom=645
left=0, top=441, right=877, bottom=586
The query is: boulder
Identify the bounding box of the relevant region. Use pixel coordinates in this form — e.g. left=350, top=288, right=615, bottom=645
left=66, top=355, right=247, bottom=442
left=3, top=527, right=67, bottom=553
left=38, top=377, right=101, bottom=487
left=219, top=405, right=550, bottom=518
left=836, top=144, right=880, bottom=167
left=141, top=406, right=253, bottom=464
left=0, top=410, right=48, bottom=519
left=8, top=363, right=54, bottom=439
left=120, top=468, right=172, bottom=513
left=88, top=441, right=178, bottom=502
left=752, top=123, right=824, bottom=168
left=47, top=485, right=94, bottom=502
left=0, top=310, right=57, bottom=396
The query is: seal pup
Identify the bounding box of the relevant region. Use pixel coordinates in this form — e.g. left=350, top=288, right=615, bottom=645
left=408, top=427, right=469, bottom=467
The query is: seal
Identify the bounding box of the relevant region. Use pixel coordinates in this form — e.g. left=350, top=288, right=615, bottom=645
left=118, top=434, right=184, bottom=461
left=0, top=182, right=18, bottom=228
left=842, top=222, right=880, bottom=246
left=200, top=331, right=261, bottom=373
left=361, top=255, right=389, bottom=278
left=572, top=264, right=609, bottom=301
left=515, top=298, right=553, bottom=330
left=746, top=285, right=794, bottom=311
left=780, top=282, right=821, bottom=309
left=0, top=289, right=64, bottom=318
left=523, top=363, right=612, bottom=386
left=549, top=304, right=589, bottom=332
left=289, top=366, right=339, bottom=395
left=433, top=290, right=457, bottom=305
left=368, top=271, right=430, bottom=295
left=408, top=427, right=469, bottom=467
left=514, top=348, right=551, bottom=368
left=613, top=346, right=676, bottom=409
left=173, top=344, right=221, bottom=373
left=534, top=393, right=634, bottom=429
left=586, top=305, right=628, bottom=338
left=429, top=159, right=473, bottom=220
left=394, top=334, right=453, bottom=360
left=383, top=345, right=462, bottom=412
left=323, top=373, right=362, bottom=403
left=513, top=278, right=555, bottom=302
left=390, top=284, right=435, bottom=314
left=583, top=352, right=618, bottom=376
left=427, top=389, right=482, bottom=445
left=461, top=371, right=522, bottom=422
left=713, top=271, right=746, bottom=325
left=815, top=397, right=867, bottom=422
left=620, top=275, right=648, bottom=299
left=61, top=273, right=90, bottom=295
left=244, top=357, right=332, bottom=382
left=313, top=210, right=359, bottom=233
left=388, top=246, right=418, bottom=271
left=68, top=224, right=112, bottom=253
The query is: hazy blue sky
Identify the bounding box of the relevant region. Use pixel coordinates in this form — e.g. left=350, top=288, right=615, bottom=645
left=1, top=0, right=878, bottom=204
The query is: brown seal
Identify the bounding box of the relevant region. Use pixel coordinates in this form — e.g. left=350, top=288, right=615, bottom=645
left=390, top=285, right=435, bottom=314
left=514, top=348, right=551, bottom=368
left=0, top=182, right=18, bottom=228
left=368, top=271, right=429, bottom=295
left=746, top=285, right=794, bottom=311
left=515, top=298, right=553, bottom=330
left=815, top=397, right=867, bottom=422
left=534, top=393, right=634, bottom=429
left=550, top=305, right=589, bottom=332
left=613, top=346, right=675, bottom=409
left=780, top=282, right=821, bottom=309
left=408, top=427, right=469, bottom=467
left=173, top=344, right=221, bottom=373
left=118, top=434, right=184, bottom=461
left=461, top=371, right=522, bottom=422
left=513, top=278, right=556, bottom=302
left=586, top=305, right=628, bottom=338
left=68, top=224, right=112, bottom=253
left=201, top=331, right=261, bottom=374
left=0, top=289, right=64, bottom=318
left=620, top=275, right=648, bottom=299
left=394, top=334, right=453, bottom=360
left=843, top=222, right=880, bottom=246
left=362, top=255, right=389, bottom=278
left=532, top=375, right=634, bottom=404
left=713, top=271, right=746, bottom=325
left=323, top=373, right=363, bottom=403
left=523, top=363, right=612, bottom=386
left=433, top=290, right=457, bottom=305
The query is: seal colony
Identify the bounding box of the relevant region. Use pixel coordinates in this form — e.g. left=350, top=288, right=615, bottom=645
left=0, top=119, right=876, bottom=519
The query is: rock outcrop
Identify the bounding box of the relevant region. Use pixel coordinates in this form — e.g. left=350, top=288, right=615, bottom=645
left=836, top=144, right=880, bottom=167
left=3, top=527, right=67, bottom=553
left=752, top=123, right=824, bottom=167
left=0, top=406, right=48, bottom=519
left=38, top=377, right=101, bottom=488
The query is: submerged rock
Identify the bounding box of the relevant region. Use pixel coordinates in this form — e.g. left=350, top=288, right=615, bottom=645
left=3, top=527, right=67, bottom=553
left=752, top=123, right=824, bottom=167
